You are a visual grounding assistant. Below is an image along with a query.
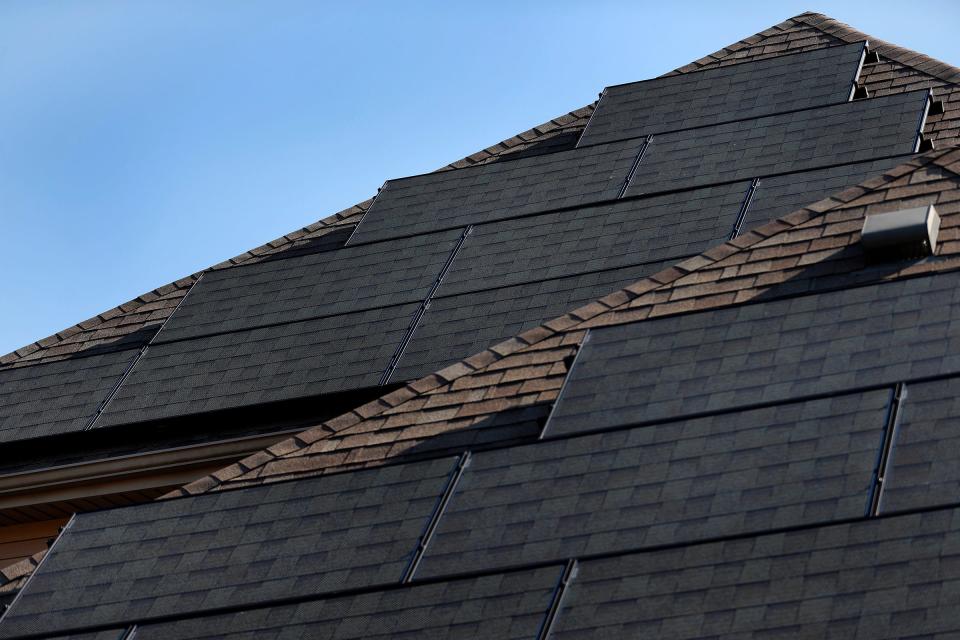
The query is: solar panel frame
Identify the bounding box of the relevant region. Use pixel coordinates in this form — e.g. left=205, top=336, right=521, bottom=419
left=346, top=136, right=645, bottom=244
left=622, top=89, right=930, bottom=196
left=578, top=41, right=867, bottom=146
left=0, top=457, right=460, bottom=638
left=438, top=182, right=750, bottom=297
left=547, top=268, right=960, bottom=437
left=156, top=229, right=464, bottom=343
left=415, top=390, right=888, bottom=578
left=0, top=349, right=140, bottom=444
left=97, top=302, right=420, bottom=426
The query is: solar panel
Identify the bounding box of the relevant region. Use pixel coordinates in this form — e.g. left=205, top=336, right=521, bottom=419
left=547, top=268, right=960, bottom=437
left=415, top=390, right=886, bottom=578
left=0, top=457, right=459, bottom=638
left=551, top=507, right=960, bottom=639
left=96, top=303, right=420, bottom=426
left=578, top=41, right=866, bottom=146
left=739, top=155, right=915, bottom=232
left=157, top=229, right=463, bottom=343
left=130, top=567, right=563, bottom=640
left=438, top=182, right=750, bottom=297
left=346, top=136, right=644, bottom=244
left=390, top=264, right=670, bottom=383
left=0, top=349, right=139, bottom=444
left=879, top=376, right=960, bottom=514
left=623, top=89, right=929, bottom=197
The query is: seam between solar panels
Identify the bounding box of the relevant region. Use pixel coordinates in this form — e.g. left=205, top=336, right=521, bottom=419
left=536, top=558, right=577, bottom=640
left=0, top=513, right=75, bottom=626
left=429, top=255, right=699, bottom=304
left=538, top=330, right=590, bottom=440
left=847, top=41, right=869, bottom=101
left=913, top=89, right=934, bottom=152
left=115, top=142, right=923, bottom=352
left=377, top=90, right=921, bottom=187
left=379, top=225, right=474, bottom=385
left=728, top=177, right=760, bottom=239
left=17, top=500, right=960, bottom=640
left=95, top=360, right=960, bottom=517
left=83, top=273, right=206, bottom=430
left=402, top=451, right=471, bottom=582
left=617, top=134, right=654, bottom=198
left=867, top=382, right=907, bottom=516
left=343, top=180, right=387, bottom=247
left=341, top=150, right=919, bottom=249
left=573, top=89, right=606, bottom=148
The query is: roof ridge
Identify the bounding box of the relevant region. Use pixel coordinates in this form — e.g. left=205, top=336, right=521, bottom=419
left=1, top=104, right=595, bottom=367
left=667, top=12, right=960, bottom=86
left=168, top=148, right=957, bottom=497
left=793, top=12, right=960, bottom=85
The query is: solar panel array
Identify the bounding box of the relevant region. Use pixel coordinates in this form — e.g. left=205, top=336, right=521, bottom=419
left=5, top=38, right=959, bottom=639
left=546, top=268, right=960, bottom=436
left=577, top=41, right=866, bottom=146
left=0, top=39, right=934, bottom=440
left=0, top=457, right=458, bottom=637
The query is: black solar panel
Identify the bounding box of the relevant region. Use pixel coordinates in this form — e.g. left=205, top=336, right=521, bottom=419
left=44, top=632, right=126, bottom=640
left=0, top=457, right=458, bottom=638
left=880, top=376, right=960, bottom=514
left=390, top=264, right=670, bottom=383
left=131, top=567, right=563, bottom=640
left=623, top=90, right=929, bottom=196
left=0, top=350, right=138, bottom=444
left=346, top=137, right=644, bottom=244
left=547, top=269, right=960, bottom=436
left=551, top=507, right=960, bottom=639
left=157, top=229, right=463, bottom=343
left=415, top=390, right=886, bottom=578
left=96, top=303, right=419, bottom=426
left=578, top=41, right=866, bottom=146
left=739, top=155, right=915, bottom=232
left=438, top=182, right=749, bottom=297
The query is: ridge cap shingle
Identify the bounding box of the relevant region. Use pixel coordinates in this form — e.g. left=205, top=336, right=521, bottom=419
left=667, top=12, right=960, bottom=86
left=168, top=149, right=953, bottom=497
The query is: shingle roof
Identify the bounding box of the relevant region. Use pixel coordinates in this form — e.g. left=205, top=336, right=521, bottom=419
left=7, top=11, right=958, bottom=370
left=170, top=147, right=960, bottom=493
left=5, top=12, right=960, bottom=638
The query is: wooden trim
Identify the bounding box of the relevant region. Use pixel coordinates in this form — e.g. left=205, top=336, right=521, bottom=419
left=0, top=430, right=296, bottom=515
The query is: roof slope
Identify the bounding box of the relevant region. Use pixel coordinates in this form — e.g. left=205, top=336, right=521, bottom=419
left=7, top=11, right=960, bottom=369
left=5, top=12, right=960, bottom=638
left=172, top=147, right=960, bottom=493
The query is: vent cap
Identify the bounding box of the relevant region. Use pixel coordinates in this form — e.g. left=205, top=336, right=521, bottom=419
left=861, top=204, right=940, bottom=259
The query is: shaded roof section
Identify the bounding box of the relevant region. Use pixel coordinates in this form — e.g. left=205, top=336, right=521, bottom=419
left=174, top=147, right=960, bottom=494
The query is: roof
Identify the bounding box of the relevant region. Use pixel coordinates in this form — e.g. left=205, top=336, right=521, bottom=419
left=4, top=11, right=958, bottom=370
left=5, top=11, right=960, bottom=638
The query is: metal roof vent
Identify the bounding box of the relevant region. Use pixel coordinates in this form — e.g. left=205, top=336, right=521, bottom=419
left=861, top=204, right=940, bottom=259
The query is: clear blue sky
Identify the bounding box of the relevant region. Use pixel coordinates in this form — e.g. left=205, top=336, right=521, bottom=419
left=3, top=1, right=958, bottom=356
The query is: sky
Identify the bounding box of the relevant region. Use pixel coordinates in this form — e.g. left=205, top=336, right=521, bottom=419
left=2, top=1, right=959, bottom=357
